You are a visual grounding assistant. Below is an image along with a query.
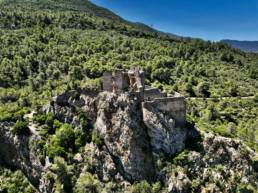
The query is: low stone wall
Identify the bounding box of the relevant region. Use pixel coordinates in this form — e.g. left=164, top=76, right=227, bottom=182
left=144, top=88, right=167, bottom=101
left=143, top=97, right=186, bottom=127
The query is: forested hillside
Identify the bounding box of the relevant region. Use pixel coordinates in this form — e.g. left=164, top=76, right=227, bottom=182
left=0, top=0, right=258, bottom=192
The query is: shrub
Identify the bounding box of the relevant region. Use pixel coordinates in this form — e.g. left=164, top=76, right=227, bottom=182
left=191, top=179, right=200, bottom=192
left=12, top=120, right=30, bottom=135
left=53, top=119, right=62, bottom=130
left=74, top=172, right=100, bottom=193
left=56, top=124, right=75, bottom=150
left=47, top=145, right=67, bottom=160
left=0, top=109, right=26, bottom=122
left=51, top=157, right=73, bottom=193
left=254, top=93, right=258, bottom=103
left=0, top=112, right=13, bottom=122
left=152, top=182, right=162, bottom=193
left=46, top=112, right=55, bottom=127
left=91, top=129, right=102, bottom=145
left=13, top=110, right=26, bottom=121
left=33, top=114, right=47, bottom=125
left=45, top=112, right=55, bottom=134
left=0, top=89, right=19, bottom=103
left=196, top=82, right=210, bottom=97
left=0, top=167, right=35, bottom=193
left=237, top=183, right=255, bottom=193
left=173, top=151, right=189, bottom=165
left=75, top=129, right=86, bottom=150
left=80, top=118, right=88, bottom=129
left=213, top=125, right=232, bottom=137
left=130, top=181, right=152, bottom=193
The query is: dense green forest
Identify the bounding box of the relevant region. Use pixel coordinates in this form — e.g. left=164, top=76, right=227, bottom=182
left=0, top=0, right=258, bottom=192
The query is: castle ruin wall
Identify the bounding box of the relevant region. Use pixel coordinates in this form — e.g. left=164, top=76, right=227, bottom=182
left=144, top=88, right=167, bottom=101
left=143, top=97, right=186, bottom=127
left=102, top=71, right=113, bottom=92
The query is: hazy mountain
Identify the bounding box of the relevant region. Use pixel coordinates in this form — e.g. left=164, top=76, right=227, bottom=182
left=222, top=39, right=258, bottom=53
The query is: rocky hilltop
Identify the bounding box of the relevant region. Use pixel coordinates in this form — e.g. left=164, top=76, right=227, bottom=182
left=0, top=78, right=257, bottom=192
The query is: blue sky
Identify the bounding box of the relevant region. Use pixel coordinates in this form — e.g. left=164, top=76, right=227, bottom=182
left=91, top=0, right=258, bottom=41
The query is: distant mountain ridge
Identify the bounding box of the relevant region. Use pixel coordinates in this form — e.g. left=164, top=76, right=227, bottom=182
left=222, top=39, right=258, bottom=53
left=0, top=0, right=183, bottom=40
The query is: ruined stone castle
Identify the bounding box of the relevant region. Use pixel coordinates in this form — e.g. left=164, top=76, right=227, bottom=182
left=50, top=68, right=188, bottom=180
left=101, top=68, right=186, bottom=127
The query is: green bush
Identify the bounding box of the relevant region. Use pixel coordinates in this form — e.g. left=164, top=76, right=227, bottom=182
left=0, top=109, right=26, bottom=122
left=46, top=123, right=82, bottom=160
left=254, top=93, right=258, bottom=103
left=173, top=151, right=189, bottom=165
left=33, top=114, right=47, bottom=125
left=56, top=124, right=75, bottom=150
left=53, top=119, right=62, bottom=130
left=0, top=167, right=35, bottom=193
left=13, top=110, right=26, bottom=121
left=74, top=129, right=86, bottom=150
left=196, top=82, right=210, bottom=97
left=12, top=120, right=30, bottom=135
left=130, top=181, right=152, bottom=193
left=0, top=112, right=13, bottom=122
left=191, top=179, right=200, bottom=192
left=152, top=182, right=162, bottom=193
left=46, top=112, right=55, bottom=127
left=74, top=172, right=100, bottom=193
left=51, top=157, right=73, bottom=193
left=47, top=145, right=67, bottom=160
left=237, top=183, right=256, bottom=193
left=91, top=129, right=102, bottom=145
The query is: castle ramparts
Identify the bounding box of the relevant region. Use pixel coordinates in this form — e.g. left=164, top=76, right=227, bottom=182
left=101, top=68, right=186, bottom=127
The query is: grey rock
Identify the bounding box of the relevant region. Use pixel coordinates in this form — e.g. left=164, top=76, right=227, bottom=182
left=143, top=105, right=188, bottom=156
left=0, top=122, right=44, bottom=189
left=96, top=92, right=156, bottom=182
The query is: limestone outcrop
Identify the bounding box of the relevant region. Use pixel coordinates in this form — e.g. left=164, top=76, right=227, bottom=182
left=161, top=132, right=258, bottom=193
left=48, top=89, right=191, bottom=181
left=96, top=92, right=156, bottom=182
left=0, top=122, right=43, bottom=188
left=142, top=104, right=188, bottom=156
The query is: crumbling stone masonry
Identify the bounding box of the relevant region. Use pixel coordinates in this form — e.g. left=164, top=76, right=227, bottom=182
left=142, top=97, right=186, bottom=127
left=102, top=68, right=144, bottom=93
left=101, top=68, right=186, bottom=127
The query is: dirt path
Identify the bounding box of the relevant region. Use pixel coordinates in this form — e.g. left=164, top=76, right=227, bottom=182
left=187, top=96, right=255, bottom=100
left=24, top=111, right=39, bottom=136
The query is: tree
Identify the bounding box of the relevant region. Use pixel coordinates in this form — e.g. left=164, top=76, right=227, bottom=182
left=130, top=181, right=152, bottom=193
left=74, top=173, right=100, bottom=193
left=56, top=124, right=75, bottom=150
left=13, top=120, right=30, bottom=135
left=69, top=66, right=84, bottom=80
left=254, top=93, right=258, bottom=103
left=51, top=157, right=73, bottom=193
left=220, top=53, right=234, bottom=63
left=196, top=82, right=210, bottom=97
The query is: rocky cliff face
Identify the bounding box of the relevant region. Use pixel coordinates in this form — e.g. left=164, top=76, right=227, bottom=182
left=49, top=89, right=191, bottom=182
left=0, top=89, right=257, bottom=192
left=164, top=132, right=258, bottom=193
left=96, top=92, right=156, bottom=182
left=0, top=122, right=43, bottom=188
left=142, top=104, right=188, bottom=157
